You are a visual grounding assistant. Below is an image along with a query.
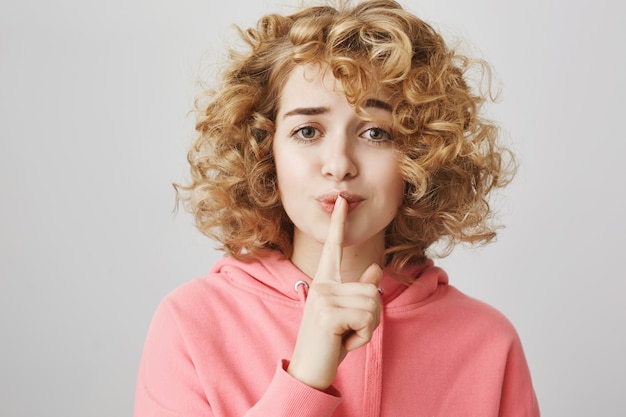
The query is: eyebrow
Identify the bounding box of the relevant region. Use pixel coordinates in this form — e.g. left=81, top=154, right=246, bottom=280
left=281, top=99, right=392, bottom=119
left=363, top=98, right=392, bottom=112
left=283, top=107, right=329, bottom=117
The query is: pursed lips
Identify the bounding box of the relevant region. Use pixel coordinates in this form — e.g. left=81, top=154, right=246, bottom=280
left=316, top=191, right=364, bottom=214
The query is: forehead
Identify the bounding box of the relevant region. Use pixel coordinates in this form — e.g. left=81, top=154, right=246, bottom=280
left=279, top=64, right=339, bottom=102
left=276, top=64, right=393, bottom=116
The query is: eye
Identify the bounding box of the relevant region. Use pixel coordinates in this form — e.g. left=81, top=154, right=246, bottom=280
left=362, top=127, right=394, bottom=144
left=291, top=125, right=321, bottom=143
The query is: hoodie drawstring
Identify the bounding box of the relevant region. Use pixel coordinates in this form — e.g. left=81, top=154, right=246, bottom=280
left=363, top=308, right=384, bottom=417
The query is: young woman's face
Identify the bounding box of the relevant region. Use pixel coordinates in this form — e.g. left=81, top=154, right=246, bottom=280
left=273, top=64, right=405, bottom=252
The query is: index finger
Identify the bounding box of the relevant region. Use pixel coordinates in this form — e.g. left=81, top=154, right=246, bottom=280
left=314, top=195, right=347, bottom=283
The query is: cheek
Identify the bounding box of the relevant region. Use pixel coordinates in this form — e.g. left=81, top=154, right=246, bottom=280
left=273, top=145, right=290, bottom=190
left=395, top=178, right=406, bottom=206
left=381, top=161, right=405, bottom=204
left=387, top=177, right=406, bottom=219
left=274, top=150, right=306, bottom=201
left=274, top=144, right=315, bottom=181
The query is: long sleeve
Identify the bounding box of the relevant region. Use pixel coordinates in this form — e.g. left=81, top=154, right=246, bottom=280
left=498, top=333, right=541, bottom=417
left=133, top=299, right=342, bottom=417
left=246, top=360, right=342, bottom=417
left=134, top=299, right=213, bottom=417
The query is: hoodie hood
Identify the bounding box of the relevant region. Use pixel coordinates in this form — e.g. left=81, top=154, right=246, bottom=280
left=209, top=251, right=448, bottom=308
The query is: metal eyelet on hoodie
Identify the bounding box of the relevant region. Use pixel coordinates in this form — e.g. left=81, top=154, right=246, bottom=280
left=293, top=280, right=309, bottom=293
left=294, top=280, right=310, bottom=302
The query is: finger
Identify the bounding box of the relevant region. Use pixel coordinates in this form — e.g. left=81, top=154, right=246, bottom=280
left=315, top=196, right=347, bottom=283
left=321, top=285, right=380, bottom=308
left=341, top=309, right=380, bottom=352
left=343, top=324, right=375, bottom=352
left=358, top=263, right=383, bottom=287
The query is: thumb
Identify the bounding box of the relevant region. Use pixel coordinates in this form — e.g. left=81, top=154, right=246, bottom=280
left=359, top=263, right=383, bottom=287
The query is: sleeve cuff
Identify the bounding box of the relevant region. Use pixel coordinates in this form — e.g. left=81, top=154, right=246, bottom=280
left=247, top=359, right=342, bottom=417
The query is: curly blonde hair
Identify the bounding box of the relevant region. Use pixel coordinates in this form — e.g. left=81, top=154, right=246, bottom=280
left=176, top=0, right=516, bottom=270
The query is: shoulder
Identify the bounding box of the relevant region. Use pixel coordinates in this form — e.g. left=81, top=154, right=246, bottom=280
left=148, top=259, right=244, bottom=332
left=150, top=252, right=301, bottom=333
left=433, top=285, right=523, bottom=342
left=161, top=254, right=261, bottom=309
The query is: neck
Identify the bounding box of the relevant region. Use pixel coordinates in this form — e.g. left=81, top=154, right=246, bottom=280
left=291, top=230, right=386, bottom=282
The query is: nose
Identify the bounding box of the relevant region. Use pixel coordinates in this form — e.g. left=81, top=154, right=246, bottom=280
left=320, top=133, right=358, bottom=180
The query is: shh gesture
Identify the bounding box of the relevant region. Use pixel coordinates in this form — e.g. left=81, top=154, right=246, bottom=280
left=288, top=196, right=383, bottom=390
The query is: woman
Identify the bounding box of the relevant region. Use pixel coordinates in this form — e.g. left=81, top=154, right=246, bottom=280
left=134, top=1, right=540, bottom=415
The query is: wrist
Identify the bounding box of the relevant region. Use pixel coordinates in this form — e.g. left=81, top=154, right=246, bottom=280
left=287, top=357, right=334, bottom=391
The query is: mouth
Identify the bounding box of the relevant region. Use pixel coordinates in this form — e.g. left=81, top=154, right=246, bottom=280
left=316, top=191, right=364, bottom=214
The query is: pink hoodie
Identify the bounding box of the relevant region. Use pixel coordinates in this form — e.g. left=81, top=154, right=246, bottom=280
left=134, top=252, right=539, bottom=416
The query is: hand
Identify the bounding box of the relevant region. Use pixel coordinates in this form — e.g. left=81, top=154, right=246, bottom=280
left=287, top=196, right=383, bottom=390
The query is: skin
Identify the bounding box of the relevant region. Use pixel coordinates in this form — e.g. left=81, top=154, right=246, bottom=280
left=272, top=64, right=405, bottom=390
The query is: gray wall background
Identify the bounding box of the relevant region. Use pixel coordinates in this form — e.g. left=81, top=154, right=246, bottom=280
left=1, top=0, right=624, bottom=416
